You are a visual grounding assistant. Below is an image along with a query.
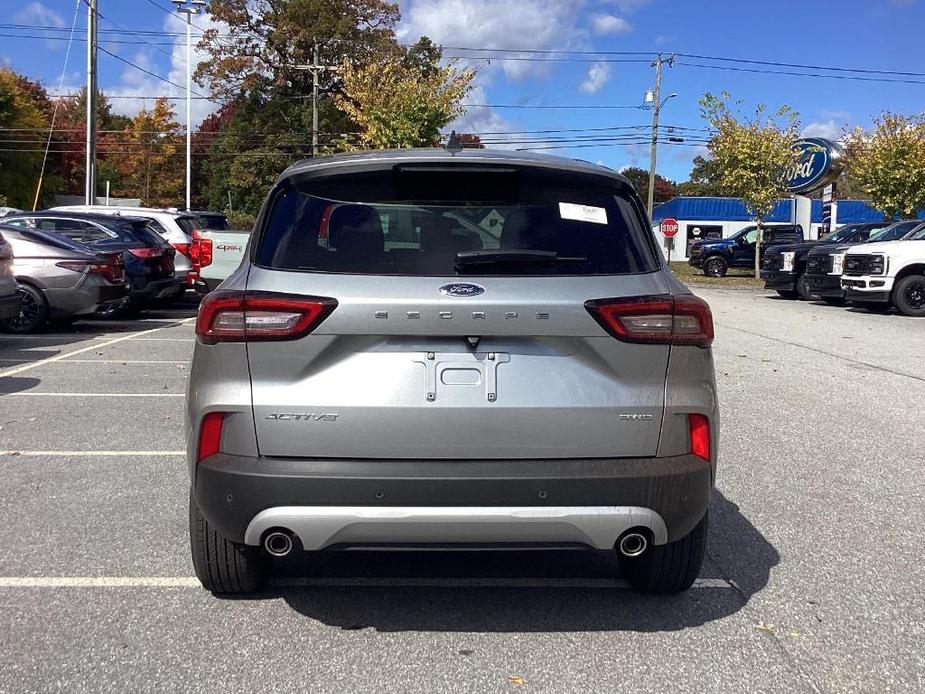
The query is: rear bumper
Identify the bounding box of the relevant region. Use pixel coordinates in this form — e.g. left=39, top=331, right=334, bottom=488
left=193, top=453, right=713, bottom=547
left=131, top=276, right=184, bottom=304
left=0, top=292, right=21, bottom=320
left=806, top=273, right=844, bottom=298
left=760, top=270, right=796, bottom=291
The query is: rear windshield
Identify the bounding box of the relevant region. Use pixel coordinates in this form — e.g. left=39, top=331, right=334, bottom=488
left=197, top=214, right=230, bottom=230
left=257, top=168, right=657, bottom=276
left=175, top=216, right=199, bottom=234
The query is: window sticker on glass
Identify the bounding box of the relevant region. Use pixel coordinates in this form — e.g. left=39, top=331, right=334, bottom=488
left=558, top=202, right=608, bottom=225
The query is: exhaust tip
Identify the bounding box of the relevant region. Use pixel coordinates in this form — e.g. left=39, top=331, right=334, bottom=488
left=618, top=532, right=648, bottom=558
left=264, top=530, right=293, bottom=557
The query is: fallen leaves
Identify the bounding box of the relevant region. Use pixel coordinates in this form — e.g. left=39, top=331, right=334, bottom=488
left=508, top=675, right=525, bottom=686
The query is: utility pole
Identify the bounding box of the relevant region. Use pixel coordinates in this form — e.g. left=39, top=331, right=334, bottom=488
left=645, top=54, right=675, bottom=220
left=173, top=1, right=206, bottom=211
left=293, top=51, right=338, bottom=157
left=312, top=43, right=319, bottom=157
left=85, top=0, right=98, bottom=205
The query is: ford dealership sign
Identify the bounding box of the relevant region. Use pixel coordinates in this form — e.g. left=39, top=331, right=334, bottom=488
left=787, top=138, right=843, bottom=194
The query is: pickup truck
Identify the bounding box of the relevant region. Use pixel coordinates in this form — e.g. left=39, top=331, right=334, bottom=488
left=760, top=222, right=888, bottom=300
left=688, top=224, right=804, bottom=277
left=190, top=228, right=250, bottom=294
left=840, top=225, right=925, bottom=316
left=804, top=220, right=925, bottom=304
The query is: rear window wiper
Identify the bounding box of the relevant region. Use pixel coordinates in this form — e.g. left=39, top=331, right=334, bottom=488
left=455, top=249, right=587, bottom=272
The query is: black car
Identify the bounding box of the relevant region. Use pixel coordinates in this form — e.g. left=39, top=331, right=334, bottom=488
left=1, top=212, right=183, bottom=315
left=803, top=220, right=925, bottom=303
left=761, top=223, right=889, bottom=300
left=689, top=224, right=804, bottom=277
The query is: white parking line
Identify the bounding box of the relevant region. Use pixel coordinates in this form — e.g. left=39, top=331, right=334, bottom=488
left=1, top=451, right=184, bottom=457
left=60, top=359, right=191, bottom=364
left=0, top=318, right=196, bottom=378
left=2, top=392, right=184, bottom=397
left=0, top=576, right=734, bottom=589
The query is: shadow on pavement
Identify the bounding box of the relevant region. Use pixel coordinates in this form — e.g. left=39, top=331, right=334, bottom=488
left=238, top=490, right=778, bottom=632
left=0, top=376, right=40, bottom=396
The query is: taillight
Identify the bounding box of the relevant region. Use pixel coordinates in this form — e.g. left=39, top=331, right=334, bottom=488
left=127, top=247, right=163, bottom=259
left=57, top=256, right=125, bottom=285
left=195, top=290, right=337, bottom=344
left=197, top=412, right=224, bottom=461
left=173, top=242, right=191, bottom=257
left=688, top=413, right=711, bottom=461
left=584, top=295, right=714, bottom=347
left=190, top=229, right=213, bottom=269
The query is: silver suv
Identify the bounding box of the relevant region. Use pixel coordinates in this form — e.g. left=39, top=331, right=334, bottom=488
left=186, top=150, right=718, bottom=594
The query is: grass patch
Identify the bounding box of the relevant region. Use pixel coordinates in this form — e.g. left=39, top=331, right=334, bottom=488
left=669, top=261, right=764, bottom=288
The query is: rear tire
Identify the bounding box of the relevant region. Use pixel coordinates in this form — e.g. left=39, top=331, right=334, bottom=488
left=892, top=274, right=925, bottom=317
left=189, top=490, right=268, bottom=594
left=0, top=283, right=48, bottom=333
left=619, top=512, right=708, bottom=593
left=702, top=256, right=727, bottom=278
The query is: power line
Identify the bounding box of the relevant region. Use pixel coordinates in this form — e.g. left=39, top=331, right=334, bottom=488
left=675, top=60, right=925, bottom=86
left=96, top=45, right=222, bottom=104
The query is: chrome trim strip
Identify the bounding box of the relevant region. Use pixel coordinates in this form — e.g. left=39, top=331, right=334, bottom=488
left=244, top=505, right=669, bottom=549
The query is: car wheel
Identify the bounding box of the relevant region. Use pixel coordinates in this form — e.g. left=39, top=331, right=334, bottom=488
left=892, top=274, right=925, bottom=317
left=189, top=490, right=268, bottom=594
left=775, top=290, right=799, bottom=299
left=0, top=284, right=49, bottom=333
left=703, top=256, right=728, bottom=278
left=795, top=272, right=812, bottom=301
left=822, top=297, right=846, bottom=306
left=96, top=299, right=140, bottom=320
left=618, top=512, right=708, bottom=593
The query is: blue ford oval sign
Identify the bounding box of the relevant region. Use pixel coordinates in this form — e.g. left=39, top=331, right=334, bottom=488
left=439, top=283, right=485, bottom=297
left=787, top=138, right=843, bottom=194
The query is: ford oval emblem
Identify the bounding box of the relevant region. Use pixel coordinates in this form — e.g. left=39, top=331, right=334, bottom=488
left=439, top=282, right=485, bottom=297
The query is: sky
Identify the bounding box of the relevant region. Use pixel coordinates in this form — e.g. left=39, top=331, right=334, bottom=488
left=3, top=0, right=924, bottom=182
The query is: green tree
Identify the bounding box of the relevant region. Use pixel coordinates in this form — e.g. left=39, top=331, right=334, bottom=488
left=700, top=92, right=800, bottom=277
left=335, top=41, right=474, bottom=149
left=676, top=155, right=728, bottom=196
left=112, top=98, right=183, bottom=206
left=620, top=166, right=677, bottom=205
left=0, top=68, right=52, bottom=208
left=843, top=113, right=925, bottom=219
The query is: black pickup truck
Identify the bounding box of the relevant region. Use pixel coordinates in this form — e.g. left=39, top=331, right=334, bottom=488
left=803, top=220, right=925, bottom=302
left=761, top=223, right=889, bottom=300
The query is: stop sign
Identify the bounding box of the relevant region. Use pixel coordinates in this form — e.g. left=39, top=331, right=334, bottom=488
left=660, top=218, right=679, bottom=238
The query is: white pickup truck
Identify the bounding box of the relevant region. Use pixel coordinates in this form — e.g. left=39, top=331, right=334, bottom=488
left=191, top=229, right=250, bottom=294
left=841, top=226, right=925, bottom=316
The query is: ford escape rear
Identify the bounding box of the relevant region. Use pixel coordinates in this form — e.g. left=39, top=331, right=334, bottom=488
left=186, top=150, right=719, bottom=594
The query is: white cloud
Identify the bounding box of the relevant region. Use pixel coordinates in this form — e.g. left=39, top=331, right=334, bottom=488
left=580, top=61, right=612, bottom=94
left=590, top=13, right=632, bottom=35
left=399, top=0, right=587, bottom=80
left=821, top=109, right=851, bottom=121
left=104, top=12, right=224, bottom=128
left=801, top=120, right=843, bottom=141
left=446, top=84, right=518, bottom=148
left=14, top=2, right=66, bottom=50
left=599, top=0, right=654, bottom=12
left=14, top=1, right=64, bottom=27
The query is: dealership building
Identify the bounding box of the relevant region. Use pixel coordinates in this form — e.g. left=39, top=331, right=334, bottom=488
left=650, top=196, right=919, bottom=261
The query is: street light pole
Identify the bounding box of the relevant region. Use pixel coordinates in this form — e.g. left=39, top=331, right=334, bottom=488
left=173, top=0, right=206, bottom=211
left=85, top=0, right=98, bottom=205
left=645, top=54, right=675, bottom=220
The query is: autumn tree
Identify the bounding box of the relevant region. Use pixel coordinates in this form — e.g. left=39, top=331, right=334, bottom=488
left=700, top=92, right=800, bottom=277
left=843, top=113, right=925, bottom=219
left=196, top=0, right=400, bottom=100
left=336, top=40, right=474, bottom=149
left=112, top=98, right=183, bottom=207
left=0, top=68, right=52, bottom=208
left=620, top=166, right=677, bottom=205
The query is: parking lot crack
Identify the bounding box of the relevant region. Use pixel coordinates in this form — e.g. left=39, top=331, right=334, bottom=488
left=722, top=325, right=925, bottom=384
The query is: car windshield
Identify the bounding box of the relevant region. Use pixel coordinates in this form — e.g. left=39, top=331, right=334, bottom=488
left=197, top=214, right=230, bottom=230
left=907, top=228, right=925, bottom=240
left=257, top=168, right=658, bottom=276
left=821, top=225, right=882, bottom=243
left=175, top=216, right=200, bottom=234
left=868, top=221, right=921, bottom=242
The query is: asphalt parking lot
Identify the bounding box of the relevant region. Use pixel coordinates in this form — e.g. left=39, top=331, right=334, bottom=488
left=0, top=289, right=922, bottom=693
